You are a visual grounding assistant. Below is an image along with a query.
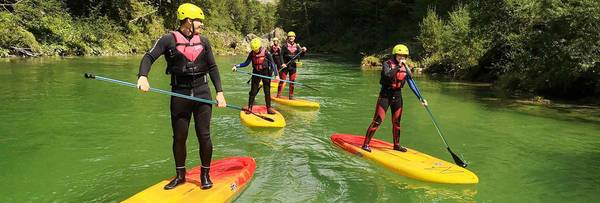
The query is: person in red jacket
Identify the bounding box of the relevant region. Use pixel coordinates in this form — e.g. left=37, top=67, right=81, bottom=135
left=277, top=31, right=307, bottom=100
left=232, top=38, right=279, bottom=114
left=361, top=44, right=428, bottom=153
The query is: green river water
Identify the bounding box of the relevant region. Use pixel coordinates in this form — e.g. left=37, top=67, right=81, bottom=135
left=1, top=55, right=599, bottom=202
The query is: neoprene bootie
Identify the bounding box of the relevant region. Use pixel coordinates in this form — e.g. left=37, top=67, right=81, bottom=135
left=393, top=145, right=407, bottom=152
left=200, top=166, right=213, bottom=189
left=164, top=167, right=186, bottom=190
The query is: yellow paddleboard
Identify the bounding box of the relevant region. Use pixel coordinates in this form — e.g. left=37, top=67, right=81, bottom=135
left=271, top=96, right=320, bottom=108
left=331, top=134, right=479, bottom=184
left=122, top=157, right=256, bottom=203
left=239, top=105, right=286, bottom=128
left=270, top=81, right=280, bottom=91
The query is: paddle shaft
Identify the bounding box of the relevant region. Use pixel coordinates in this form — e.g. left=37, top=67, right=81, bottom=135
left=278, top=51, right=303, bottom=73
left=424, top=106, right=450, bottom=147
left=237, top=70, right=319, bottom=91
left=404, top=67, right=467, bottom=167
left=85, top=74, right=274, bottom=122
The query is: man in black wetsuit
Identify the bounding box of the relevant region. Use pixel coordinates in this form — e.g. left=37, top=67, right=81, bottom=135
left=269, top=37, right=283, bottom=71
left=136, top=3, right=226, bottom=190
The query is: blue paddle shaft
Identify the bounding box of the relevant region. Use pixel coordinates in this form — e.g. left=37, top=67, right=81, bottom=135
left=93, top=76, right=243, bottom=111
left=236, top=70, right=302, bottom=86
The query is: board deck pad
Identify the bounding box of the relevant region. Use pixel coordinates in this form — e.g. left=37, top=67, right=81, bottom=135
left=122, top=157, right=256, bottom=203
left=331, top=134, right=478, bottom=184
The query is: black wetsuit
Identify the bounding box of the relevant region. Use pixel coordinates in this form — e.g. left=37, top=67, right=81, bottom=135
left=277, top=42, right=305, bottom=98
left=363, top=58, right=423, bottom=151
left=270, top=45, right=283, bottom=69
left=235, top=48, right=277, bottom=110
left=138, top=31, right=222, bottom=169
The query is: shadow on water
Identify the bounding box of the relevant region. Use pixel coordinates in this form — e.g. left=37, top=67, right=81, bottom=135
left=426, top=77, right=600, bottom=124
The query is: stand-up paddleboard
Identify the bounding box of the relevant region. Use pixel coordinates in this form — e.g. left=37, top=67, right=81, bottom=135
left=270, top=81, right=280, bottom=91
left=331, top=134, right=478, bottom=184
left=256, top=80, right=281, bottom=91
left=123, top=157, right=256, bottom=203
left=271, top=96, right=320, bottom=108
left=239, top=105, right=285, bottom=128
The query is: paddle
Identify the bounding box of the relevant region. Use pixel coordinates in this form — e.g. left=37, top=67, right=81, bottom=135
left=236, top=70, right=319, bottom=91
left=242, top=49, right=302, bottom=85
left=83, top=73, right=274, bottom=122
left=243, top=51, right=301, bottom=84
left=404, top=65, right=468, bottom=168
left=278, top=51, right=303, bottom=73
left=423, top=106, right=467, bottom=168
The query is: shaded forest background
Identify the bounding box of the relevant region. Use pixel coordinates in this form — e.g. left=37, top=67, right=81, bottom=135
left=1, top=0, right=599, bottom=100
left=278, top=0, right=599, bottom=100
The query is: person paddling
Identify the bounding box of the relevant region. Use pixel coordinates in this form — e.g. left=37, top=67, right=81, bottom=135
left=269, top=37, right=283, bottom=72
left=232, top=38, right=279, bottom=114
left=136, top=3, right=226, bottom=190
left=362, top=44, right=428, bottom=153
left=276, top=31, right=307, bottom=100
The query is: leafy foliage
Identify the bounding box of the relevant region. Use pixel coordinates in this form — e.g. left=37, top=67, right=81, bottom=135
left=0, top=0, right=277, bottom=56
left=419, top=0, right=600, bottom=99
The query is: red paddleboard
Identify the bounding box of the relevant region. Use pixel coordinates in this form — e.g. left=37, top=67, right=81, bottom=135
left=123, top=157, right=256, bottom=202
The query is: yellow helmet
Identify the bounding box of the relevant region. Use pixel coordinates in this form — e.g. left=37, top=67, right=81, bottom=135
left=177, top=3, right=205, bottom=21
left=250, top=38, right=262, bottom=52
left=272, top=37, right=279, bottom=42
left=392, top=44, right=409, bottom=55
left=287, top=31, right=296, bottom=37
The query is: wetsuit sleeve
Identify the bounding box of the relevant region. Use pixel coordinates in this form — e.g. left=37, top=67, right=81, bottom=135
left=203, top=38, right=223, bottom=92
left=298, top=44, right=306, bottom=57
left=138, top=35, right=170, bottom=77
left=236, top=52, right=252, bottom=68
left=280, top=46, right=287, bottom=65
left=382, top=61, right=399, bottom=79
left=406, top=67, right=425, bottom=101
left=267, top=52, right=278, bottom=74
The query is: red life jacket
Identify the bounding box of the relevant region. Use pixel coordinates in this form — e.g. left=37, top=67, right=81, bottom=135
left=166, top=31, right=205, bottom=76
left=251, top=48, right=267, bottom=71
left=271, top=45, right=281, bottom=56
left=389, top=60, right=408, bottom=90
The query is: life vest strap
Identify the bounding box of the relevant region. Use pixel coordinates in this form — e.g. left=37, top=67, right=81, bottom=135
left=171, top=73, right=208, bottom=88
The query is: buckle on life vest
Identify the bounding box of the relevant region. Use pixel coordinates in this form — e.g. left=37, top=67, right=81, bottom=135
left=171, top=74, right=208, bottom=88
left=178, top=62, right=200, bottom=74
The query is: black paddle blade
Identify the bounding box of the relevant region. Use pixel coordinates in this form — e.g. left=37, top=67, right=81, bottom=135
left=84, top=73, right=96, bottom=79
left=252, top=112, right=275, bottom=122
left=447, top=147, right=467, bottom=168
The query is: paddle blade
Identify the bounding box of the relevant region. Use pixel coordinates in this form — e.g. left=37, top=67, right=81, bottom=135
left=84, top=73, right=96, bottom=79
left=242, top=108, right=275, bottom=122
left=447, top=147, right=468, bottom=168
left=258, top=115, right=275, bottom=122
